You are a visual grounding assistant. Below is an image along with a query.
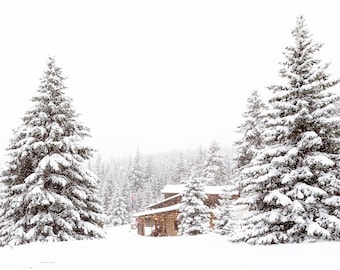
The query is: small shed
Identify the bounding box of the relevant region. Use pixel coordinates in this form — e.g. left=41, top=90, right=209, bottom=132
left=134, top=184, right=224, bottom=236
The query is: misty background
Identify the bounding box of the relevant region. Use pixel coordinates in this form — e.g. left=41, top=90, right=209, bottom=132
left=1, top=0, right=339, bottom=162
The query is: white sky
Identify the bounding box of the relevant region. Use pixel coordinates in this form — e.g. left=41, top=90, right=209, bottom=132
left=0, top=0, right=339, bottom=160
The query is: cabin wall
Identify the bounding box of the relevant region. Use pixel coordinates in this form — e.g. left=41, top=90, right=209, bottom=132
left=137, top=217, right=145, bottom=236
left=163, top=212, right=179, bottom=236
left=136, top=211, right=179, bottom=236
left=205, top=194, right=220, bottom=207
left=136, top=210, right=221, bottom=237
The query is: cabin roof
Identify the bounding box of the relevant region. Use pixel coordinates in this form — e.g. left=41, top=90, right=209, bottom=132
left=134, top=184, right=225, bottom=218
left=133, top=203, right=183, bottom=217
left=146, top=193, right=181, bottom=209
left=161, top=184, right=224, bottom=195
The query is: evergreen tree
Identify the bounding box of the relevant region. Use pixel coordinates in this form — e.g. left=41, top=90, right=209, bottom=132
left=101, top=172, right=115, bottom=220
left=178, top=168, right=210, bottom=236
left=143, top=157, right=161, bottom=206
left=193, top=145, right=206, bottom=176
left=234, top=90, right=267, bottom=170
left=90, top=154, right=115, bottom=218
left=224, top=153, right=234, bottom=184
left=232, top=90, right=267, bottom=197
left=127, top=150, right=145, bottom=212
left=0, top=57, right=106, bottom=246
left=110, top=192, right=130, bottom=226
left=202, top=141, right=228, bottom=185
left=172, top=153, right=188, bottom=184
left=93, top=154, right=106, bottom=203
left=234, top=16, right=340, bottom=244
left=214, top=187, right=233, bottom=235
left=128, top=150, right=144, bottom=193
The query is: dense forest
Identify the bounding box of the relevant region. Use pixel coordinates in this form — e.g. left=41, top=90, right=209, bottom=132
left=89, top=143, right=234, bottom=224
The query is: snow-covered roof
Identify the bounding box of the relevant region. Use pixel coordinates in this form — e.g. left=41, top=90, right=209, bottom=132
left=161, top=184, right=224, bottom=195
left=133, top=203, right=183, bottom=217
left=146, top=193, right=181, bottom=209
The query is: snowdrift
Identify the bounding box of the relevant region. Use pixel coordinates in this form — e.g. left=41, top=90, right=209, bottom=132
left=1, top=225, right=338, bottom=270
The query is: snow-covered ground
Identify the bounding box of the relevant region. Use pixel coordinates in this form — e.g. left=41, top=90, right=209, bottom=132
left=1, top=225, right=338, bottom=270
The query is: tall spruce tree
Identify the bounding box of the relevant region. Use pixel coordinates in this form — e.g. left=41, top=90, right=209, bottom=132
left=172, top=153, right=188, bottom=184
left=128, top=150, right=144, bottom=194
left=234, top=16, right=340, bottom=244
left=195, top=146, right=206, bottom=175
left=202, top=141, right=228, bottom=185
left=0, top=57, right=107, bottom=246
left=231, top=90, right=267, bottom=199
left=143, top=157, right=162, bottom=206
left=234, top=90, right=267, bottom=170
left=101, top=172, right=116, bottom=220
left=110, top=192, right=130, bottom=226
left=177, top=168, right=210, bottom=236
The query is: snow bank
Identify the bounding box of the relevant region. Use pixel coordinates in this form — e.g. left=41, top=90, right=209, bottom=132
left=0, top=225, right=338, bottom=270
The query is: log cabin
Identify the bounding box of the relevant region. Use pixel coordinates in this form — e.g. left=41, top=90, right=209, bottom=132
left=133, top=184, right=224, bottom=236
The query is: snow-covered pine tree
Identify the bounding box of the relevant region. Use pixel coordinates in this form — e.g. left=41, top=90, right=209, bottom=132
left=126, top=150, right=145, bottom=213
left=177, top=168, right=210, bottom=236
left=172, top=153, right=188, bottom=184
left=128, top=150, right=144, bottom=193
left=214, top=187, right=233, bottom=235
left=110, top=192, right=130, bottom=226
left=234, top=16, right=340, bottom=244
left=101, top=172, right=116, bottom=220
left=234, top=90, right=267, bottom=170
left=231, top=90, right=267, bottom=200
left=190, top=146, right=206, bottom=177
left=0, top=57, right=107, bottom=246
left=202, top=141, right=228, bottom=185
left=90, top=154, right=115, bottom=218
left=93, top=154, right=106, bottom=202
left=143, top=157, right=162, bottom=206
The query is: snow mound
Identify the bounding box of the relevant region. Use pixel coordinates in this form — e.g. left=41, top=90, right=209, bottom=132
left=0, top=225, right=339, bottom=270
